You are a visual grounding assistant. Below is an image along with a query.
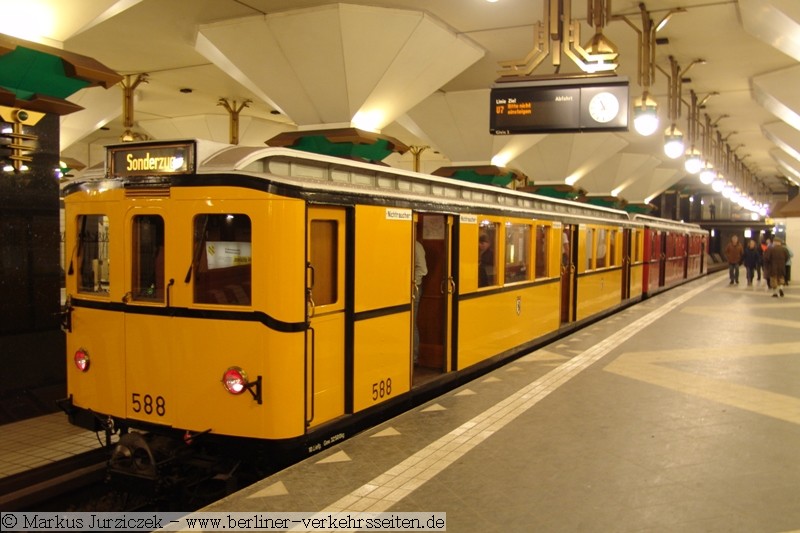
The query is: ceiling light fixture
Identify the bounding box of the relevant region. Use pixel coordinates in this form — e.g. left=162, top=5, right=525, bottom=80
left=663, top=126, right=684, bottom=159
left=617, top=4, right=659, bottom=137
left=685, top=148, right=703, bottom=174
left=633, top=94, right=659, bottom=136
left=655, top=7, right=687, bottom=32
left=699, top=162, right=716, bottom=184
left=661, top=56, right=685, bottom=159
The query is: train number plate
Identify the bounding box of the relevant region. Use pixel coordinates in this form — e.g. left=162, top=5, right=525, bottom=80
left=131, top=392, right=166, bottom=416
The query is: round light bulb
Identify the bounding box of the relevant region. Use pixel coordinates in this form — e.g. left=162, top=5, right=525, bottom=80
left=634, top=113, right=659, bottom=136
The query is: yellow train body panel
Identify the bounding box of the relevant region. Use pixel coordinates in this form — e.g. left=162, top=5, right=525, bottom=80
left=353, top=205, right=412, bottom=313
left=66, top=308, right=126, bottom=417
left=629, top=263, right=644, bottom=299
left=575, top=270, right=623, bottom=321
left=307, top=312, right=345, bottom=428
left=353, top=313, right=411, bottom=412
left=458, top=281, right=560, bottom=368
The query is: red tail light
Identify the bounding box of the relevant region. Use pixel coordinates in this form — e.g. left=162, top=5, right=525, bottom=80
left=222, top=366, right=248, bottom=394
left=74, top=349, right=90, bottom=372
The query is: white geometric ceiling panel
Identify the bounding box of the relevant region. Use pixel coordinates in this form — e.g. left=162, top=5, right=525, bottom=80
left=510, top=133, right=628, bottom=186
left=771, top=149, right=800, bottom=185
left=196, top=4, right=483, bottom=129
left=762, top=121, right=800, bottom=162
left=0, top=0, right=142, bottom=44
left=139, top=116, right=293, bottom=147
left=752, top=65, right=800, bottom=131
left=579, top=153, right=660, bottom=198
left=621, top=168, right=684, bottom=205
left=405, top=90, right=494, bottom=164
left=740, top=0, right=800, bottom=61
left=60, top=86, right=121, bottom=150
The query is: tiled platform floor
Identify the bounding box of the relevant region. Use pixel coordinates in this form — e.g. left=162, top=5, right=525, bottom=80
left=0, top=413, right=109, bottom=478
left=199, top=273, right=800, bottom=532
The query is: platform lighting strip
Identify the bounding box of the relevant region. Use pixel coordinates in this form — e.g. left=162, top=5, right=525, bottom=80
left=297, top=276, right=722, bottom=518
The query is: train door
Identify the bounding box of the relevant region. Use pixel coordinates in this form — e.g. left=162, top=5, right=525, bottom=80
left=122, top=209, right=173, bottom=425
left=305, top=206, right=347, bottom=428
left=659, top=232, right=667, bottom=286
left=559, top=223, right=577, bottom=324
left=414, top=213, right=455, bottom=383
left=621, top=228, right=632, bottom=300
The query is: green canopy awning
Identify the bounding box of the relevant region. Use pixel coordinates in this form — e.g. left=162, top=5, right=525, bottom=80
left=433, top=165, right=527, bottom=188
left=267, top=127, right=409, bottom=162
left=0, top=33, right=121, bottom=115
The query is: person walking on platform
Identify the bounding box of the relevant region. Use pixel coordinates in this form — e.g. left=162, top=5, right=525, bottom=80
left=762, top=238, right=772, bottom=288
left=764, top=238, right=789, bottom=298
left=725, top=234, right=744, bottom=285
left=742, top=239, right=761, bottom=286
left=785, top=244, right=793, bottom=285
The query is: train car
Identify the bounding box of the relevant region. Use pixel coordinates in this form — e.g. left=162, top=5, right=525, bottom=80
left=58, top=139, right=704, bottom=481
left=634, top=214, right=707, bottom=297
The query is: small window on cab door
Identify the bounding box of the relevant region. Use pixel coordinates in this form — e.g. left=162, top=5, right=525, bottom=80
left=132, top=215, right=165, bottom=302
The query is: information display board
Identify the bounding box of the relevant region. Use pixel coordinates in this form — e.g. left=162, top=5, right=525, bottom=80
left=490, top=78, right=629, bottom=134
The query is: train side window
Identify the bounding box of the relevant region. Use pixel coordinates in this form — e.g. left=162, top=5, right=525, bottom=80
left=192, top=214, right=252, bottom=305
left=596, top=229, right=607, bottom=269
left=478, top=221, right=498, bottom=287
left=609, top=230, right=617, bottom=267
left=535, top=225, right=549, bottom=278
left=132, top=215, right=165, bottom=302
left=504, top=223, right=530, bottom=283
left=309, top=220, right=338, bottom=306
left=585, top=228, right=594, bottom=271
left=77, top=215, right=110, bottom=294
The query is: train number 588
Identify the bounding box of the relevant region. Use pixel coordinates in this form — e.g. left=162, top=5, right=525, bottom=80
left=371, top=378, right=392, bottom=401
left=131, top=393, right=166, bottom=416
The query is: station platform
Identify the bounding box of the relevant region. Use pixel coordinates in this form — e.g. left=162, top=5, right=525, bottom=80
left=198, top=272, right=800, bottom=532
left=0, top=412, right=109, bottom=479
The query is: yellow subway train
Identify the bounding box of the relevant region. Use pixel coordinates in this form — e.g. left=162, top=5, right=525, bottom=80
left=59, top=139, right=707, bottom=474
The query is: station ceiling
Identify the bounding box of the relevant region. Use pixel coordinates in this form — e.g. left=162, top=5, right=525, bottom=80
left=2, top=0, right=799, bottom=210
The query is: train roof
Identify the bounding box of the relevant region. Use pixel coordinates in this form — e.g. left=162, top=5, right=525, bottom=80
left=62, top=139, right=703, bottom=233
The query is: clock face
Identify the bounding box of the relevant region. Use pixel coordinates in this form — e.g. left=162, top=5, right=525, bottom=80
left=588, top=92, right=620, bottom=123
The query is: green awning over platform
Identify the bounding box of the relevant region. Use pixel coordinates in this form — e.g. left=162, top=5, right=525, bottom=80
left=0, top=33, right=121, bottom=115
left=267, top=127, right=409, bottom=162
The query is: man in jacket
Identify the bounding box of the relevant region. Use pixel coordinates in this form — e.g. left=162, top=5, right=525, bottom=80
left=764, top=238, right=789, bottom=297
left=724, top=235, right=744, bottom=285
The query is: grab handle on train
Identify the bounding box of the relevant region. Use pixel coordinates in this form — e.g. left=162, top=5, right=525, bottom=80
left=306, top=289, right=316, bottom=318
left=447, top=277, right=456, bottom=294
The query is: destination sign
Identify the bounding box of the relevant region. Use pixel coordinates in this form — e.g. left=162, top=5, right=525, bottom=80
left=490, top=78, right=629, bottom=134
left=109, top=141, right=195, bottom=177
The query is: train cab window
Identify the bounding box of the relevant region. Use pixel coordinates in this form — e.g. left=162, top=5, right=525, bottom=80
left=596, top=229, right=608, bottom=269
left=478, top=221, right=498, bottom=287
left=585, top=228, right=594, bottom=271
left=534, top=225, right=549, bottom=278
left=192, top=214, right=252, bottom=305
left=132, top=215, right=165, bottom=302
left=504, top=223, right=530, bottom=283
left=77, top=215, right=110, bottom=294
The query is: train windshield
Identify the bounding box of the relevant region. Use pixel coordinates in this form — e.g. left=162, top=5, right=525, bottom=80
left=77, top=214, right=110, bottom=294
left=192, top=214, right=252, bottom=306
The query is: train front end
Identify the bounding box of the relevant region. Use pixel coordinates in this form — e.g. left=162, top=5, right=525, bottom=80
left=60, top=141, right=310, bottom=468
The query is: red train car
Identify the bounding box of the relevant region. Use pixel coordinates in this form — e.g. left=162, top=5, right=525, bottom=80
left=635, top=215, right=707, bottom=297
